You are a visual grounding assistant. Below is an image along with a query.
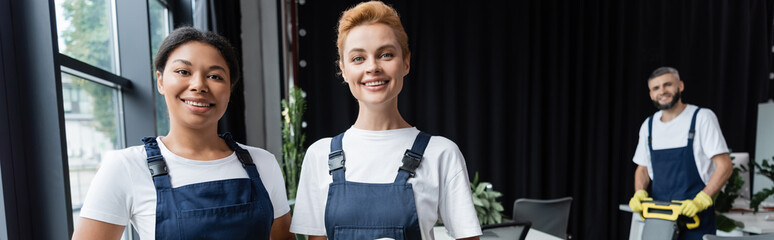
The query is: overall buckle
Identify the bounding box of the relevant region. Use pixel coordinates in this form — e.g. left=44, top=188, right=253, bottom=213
left=400, top=149, right=423, bottom=177
left=147, top=156, right=168, bottom=177
left=328, top=150, right=345, bottom=174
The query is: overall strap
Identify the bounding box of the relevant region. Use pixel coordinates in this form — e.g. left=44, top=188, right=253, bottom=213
left=687, top=107, right=701, bottom=146
left=395, top=132, right=432, bottom=183
left=220, top=132, right=259, bottom=180
left=328, top=133, right=346, bottom=182
left=142, top=137, right=172, bottom=190
left=647, top=115, right=654, bottom=152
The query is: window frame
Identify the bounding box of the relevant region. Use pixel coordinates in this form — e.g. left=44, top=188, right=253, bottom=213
left=0, top=0, right=157, bottom=238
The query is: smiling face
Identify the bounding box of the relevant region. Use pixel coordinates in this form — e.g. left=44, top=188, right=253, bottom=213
left=339, top=23, right=410, bottom=107
left=156, top=41, right=231, bottom=130
left=648, top=73, right=684, bottom=110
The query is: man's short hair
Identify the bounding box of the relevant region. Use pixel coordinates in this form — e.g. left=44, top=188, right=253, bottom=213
left=648, top=67, right=680, bottom=82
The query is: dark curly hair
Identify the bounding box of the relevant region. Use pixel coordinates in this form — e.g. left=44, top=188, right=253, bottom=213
left=154, top=27, right=241, bottom=87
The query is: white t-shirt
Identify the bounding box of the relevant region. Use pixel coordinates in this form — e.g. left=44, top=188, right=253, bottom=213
left=79, top=137, right=290, bottom=240
left=290, top=127, right=482, bottom=239
left=632, top=104, right=729, bottom=183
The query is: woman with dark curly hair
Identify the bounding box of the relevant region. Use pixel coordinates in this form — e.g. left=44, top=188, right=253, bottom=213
left=73, top=27, right=294, bottom=240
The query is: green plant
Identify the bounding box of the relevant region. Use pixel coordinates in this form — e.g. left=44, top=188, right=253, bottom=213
left=715, top=163, right=746, bottom=232
left=281, top=86, right=307, bottom=200
left=751, top=156, right=774, bottom=212
left=470, top=172, right=504, bottom=225
left=715, top=165, right=746, bottom=213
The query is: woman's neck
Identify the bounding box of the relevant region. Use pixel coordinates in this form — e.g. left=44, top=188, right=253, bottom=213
left=352, top=100, right=411, bottom=131
left=161, top=124, right=232, bottom=160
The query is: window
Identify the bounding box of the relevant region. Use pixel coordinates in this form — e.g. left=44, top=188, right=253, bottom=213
left=3, top=0, right=168, bottom=238
left=54, top=0, right=127, bottom=230
left=52, top=0, right=161, bottom=237
left=149, top=0, right=171, bottom=135
left=61, top=70, right=123, bottom=224
left=55, top=0, right=120, bottom=74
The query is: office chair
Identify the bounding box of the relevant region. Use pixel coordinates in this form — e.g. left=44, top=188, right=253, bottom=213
left=480, top=221, right=531, bottom=240
left=512, top=197, right=572, bottom=239
left=703, top=234, right=774, bottom=240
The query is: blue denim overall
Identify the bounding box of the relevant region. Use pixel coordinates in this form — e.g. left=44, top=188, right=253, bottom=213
left=324, top=131, right=431, bottom=240
left=142, top=133, right=274, bottom=240
left=649, top=108, right=716, bottom=240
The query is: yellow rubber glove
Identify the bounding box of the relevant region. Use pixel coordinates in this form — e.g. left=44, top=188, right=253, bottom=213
left=680, top=191, right=713, bottom=217
left=628, top=190, right=649, bottom=213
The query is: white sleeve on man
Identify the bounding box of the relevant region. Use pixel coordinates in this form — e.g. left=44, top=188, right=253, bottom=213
left=79, top=150, right=133, bottom=226
left=697, top=109, right=729, bottom=159
left=289, top=139, right=330, bottom=236
left=632, top=120, right=651, bottom=167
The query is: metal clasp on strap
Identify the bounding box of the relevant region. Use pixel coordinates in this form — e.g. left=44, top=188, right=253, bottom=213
left=147, top=155, right=168, bottom=177
left=400, top=149, right=423, bottom=177
left=328, top=150, right=345, bottom=174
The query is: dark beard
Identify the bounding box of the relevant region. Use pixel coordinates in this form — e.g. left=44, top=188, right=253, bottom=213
left=652, top=90, right=681, bottom=110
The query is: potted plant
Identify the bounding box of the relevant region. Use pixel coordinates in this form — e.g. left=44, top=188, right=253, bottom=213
left=281, top=86, right=307, bottom=202
left=751, top=156, right=774, bottom=212
left=714, top=163, right=746, bottom=232
left=470, top=172, right=505, bottom=225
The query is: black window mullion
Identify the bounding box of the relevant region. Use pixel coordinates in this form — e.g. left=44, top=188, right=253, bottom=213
left=115, top=0, right=155, bottom=148
left=57, top=54, right=132, bottom=89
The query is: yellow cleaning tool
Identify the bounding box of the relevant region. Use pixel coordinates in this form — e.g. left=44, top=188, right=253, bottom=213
left=641, top=198, right=700, bottom=230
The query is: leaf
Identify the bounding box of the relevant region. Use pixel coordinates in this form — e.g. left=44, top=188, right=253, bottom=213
left=475, top=183, right=487, bottom=195
left=489, top=191, right=503, bottom=198
left=715, top=214, right=743, bottom=232
left=473, top=198, right=484, bottom=207
left=750, top=187, right=774, bottom=212
left=492, top=202, right=504, bottom=212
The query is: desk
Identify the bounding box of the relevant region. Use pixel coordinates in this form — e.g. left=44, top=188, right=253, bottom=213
left=722, top=212, right=774, bottom=234
left=619, top=203, right=774, bottom=236
left=433, top=226, right=562, bottom=240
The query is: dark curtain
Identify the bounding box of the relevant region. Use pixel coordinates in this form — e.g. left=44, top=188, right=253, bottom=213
left=297, top=0, right=773, bottom=238
left=192, top=0, right=247, bottom=143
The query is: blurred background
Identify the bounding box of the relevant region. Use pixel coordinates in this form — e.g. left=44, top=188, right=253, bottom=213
left=1, top=0, right=773, bottom=239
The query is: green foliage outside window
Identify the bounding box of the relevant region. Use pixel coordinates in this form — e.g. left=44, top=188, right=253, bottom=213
left=61, top=0, right=117, bottom=145
left=61, top=0, right=115, bottom=72
left=61, top=0, right=171, bottom=138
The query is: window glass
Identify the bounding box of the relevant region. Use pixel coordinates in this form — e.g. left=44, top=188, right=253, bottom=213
left=149, top=0, right=171, bottom=136
left=55, top=0, right=119, bottom=74
left=61, top=72, right=123, bottom=226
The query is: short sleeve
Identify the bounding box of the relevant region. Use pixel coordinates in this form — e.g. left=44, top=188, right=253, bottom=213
left=289, top=139, right=331, bottom=236
left=697, top=109, right=729, bottom=159
left=250, top=149, right=291, bottom=218
left=79, top=151, right=133, bottom=226
left=632, top=120, right=651, bottom=167
left=437, top=141, right=482, bottom=238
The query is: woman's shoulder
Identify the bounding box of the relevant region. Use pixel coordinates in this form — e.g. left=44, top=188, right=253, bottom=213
left=426, top=135, right=461, bottom=153
left=237, top=144, right=279, bottom=164
left=97, top=145, right=151, bottom=176
left=307, top=137, right=334, bottom=154
left=104, top=145, right=149, bottom=163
